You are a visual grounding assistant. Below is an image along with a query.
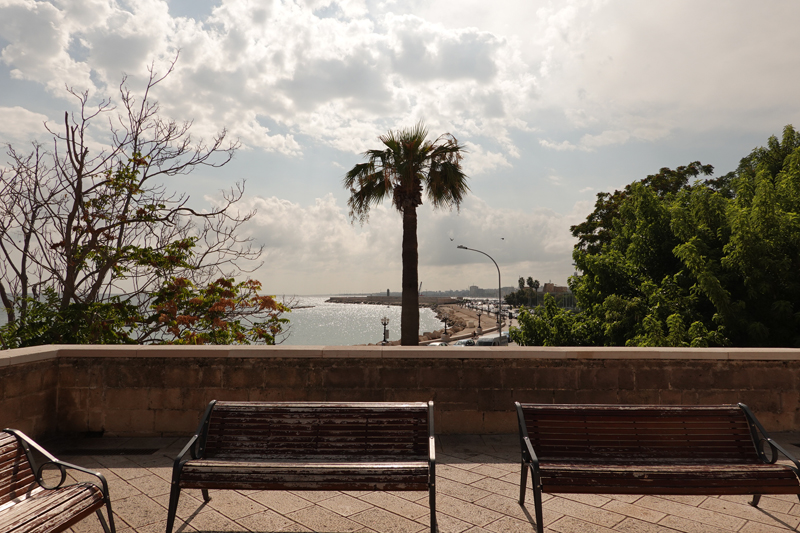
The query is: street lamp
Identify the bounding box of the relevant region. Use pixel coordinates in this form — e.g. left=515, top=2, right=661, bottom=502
left=457, top=245, right=502, bottom=338
left=476, top=309, right=482, bottom=334
left=380, top=316, right=390, bottom=344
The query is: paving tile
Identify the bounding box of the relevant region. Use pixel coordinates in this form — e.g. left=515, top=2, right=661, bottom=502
left=359, top=491, right=430, bottom=519
left=613, top=517, right=683, bottom=532
left=350, top=507, right=426, bottom=533
left=247, top=491, right=313, bottom=515
left=388, top=490, right=430, bottom=503
left=601, top=499, right=667, bottom=523
left=468, top=463, right=517, bottom=478
left=656, top=514, right=735, bottom=533
left=470, top=476, right=533, bottom=502
left=609, top=494, right=644, bottom=504
left=638, top=496, right=747, bottom=531
left=482, top=515, right=535, bottom=533
left=438, top=464, right=487, bottom=484
left=113, top=493, right=170, bottom=529
left=437, top=477, right=493, bottom=503
left=560, top=493, right=613, bottom=507
left=543, top=496, right=626, bottom=529
left=549, top=515, right=618, bottom=533
left=417, top=511, right=472, bottom=533
left=287, top=504, right=365, bottom=532
left=65, top=514, right=114, bottom=533
left=106, top=475, right=144, bottom=500
left=699, top=497, right=800, bottom=529
left=738, top=521, right=800, bottom=532
left=235, top=508, right=312, bottom=532
left=656, top=495, right=709, bottom=506
left=201, top=490, right=268, bottom=520
left=184, top=509, right=241, bottom=532
left=152, top=491, right=208, bottom=521
left=127, top=473, right=171, bottom=498
left=317, top=493, right=373, bottom=517
left=719, top=494, right=795, bottom=515
left=287, top=490, right=338, bottom=503
left=436, top=494, right=504, bottom=527
left=472, top=493, right=531, bottom=522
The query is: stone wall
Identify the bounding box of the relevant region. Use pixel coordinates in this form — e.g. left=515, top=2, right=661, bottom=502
left=2, top=345, right=800, bottom=438
left=0, top=349, right=58, bottom=436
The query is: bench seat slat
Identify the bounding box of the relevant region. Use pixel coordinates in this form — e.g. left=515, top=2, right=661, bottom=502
left=0, top=484, right=105, bottom=533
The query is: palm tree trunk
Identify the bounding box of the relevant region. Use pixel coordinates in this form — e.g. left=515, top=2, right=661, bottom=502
left=401, top=204, right=419, bottom=345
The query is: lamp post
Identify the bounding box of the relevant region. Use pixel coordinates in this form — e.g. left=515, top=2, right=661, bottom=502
left=458, top=245, right=502, bottom=338
left=476, top=309, right=482, bottom=335
left=381, top=316, right=390, bottom=344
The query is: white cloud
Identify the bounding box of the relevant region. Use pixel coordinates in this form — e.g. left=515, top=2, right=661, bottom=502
left=463, top=141, right=511, bottom=176
left=540, top=139, right=576, bottom=151
left=228, top=192, right=583, bottom=294
left=0, top=106, right=49, bottom=141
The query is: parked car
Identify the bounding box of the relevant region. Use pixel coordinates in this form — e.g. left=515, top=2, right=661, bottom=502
left=452, top=338, right=476, bottom=346
left=475, top=334, right=509, bottom=346
left=428, top=341, right=449, bottom=346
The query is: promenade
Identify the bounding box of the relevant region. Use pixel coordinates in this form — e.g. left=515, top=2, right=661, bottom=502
left=58, top=432, right=800, bottom=533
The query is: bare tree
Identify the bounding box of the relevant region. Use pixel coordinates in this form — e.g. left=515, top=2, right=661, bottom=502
left=0, top=57, right=278, bottom=346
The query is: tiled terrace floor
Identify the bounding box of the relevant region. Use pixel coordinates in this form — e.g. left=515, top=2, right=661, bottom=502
left=54, top=433, right=800, bottom=533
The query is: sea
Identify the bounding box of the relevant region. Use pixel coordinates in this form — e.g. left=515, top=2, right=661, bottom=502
left=0, top=295, right=444, bottom=346
left=279, top=296, right=443, bottom=346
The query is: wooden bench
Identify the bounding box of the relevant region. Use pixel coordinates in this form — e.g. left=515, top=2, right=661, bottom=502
left=0, top=429, right=116, bottom=533
left=515, top=403, right=800, bottom=533
left=167, top=401, right=437, bottom=533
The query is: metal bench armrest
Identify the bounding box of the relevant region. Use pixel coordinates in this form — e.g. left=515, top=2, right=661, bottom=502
left=740, top=403, right=800, bottom=471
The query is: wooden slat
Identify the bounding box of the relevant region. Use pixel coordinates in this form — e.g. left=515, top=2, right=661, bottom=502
left=0, top=483, right=105, bottom=533
left=0, top=433, right=36, bottom=506
left=202, top=402, right=430, bottom=460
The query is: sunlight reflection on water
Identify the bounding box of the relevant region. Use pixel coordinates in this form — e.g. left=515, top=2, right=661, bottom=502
left=281, top=296, right=443, bottom=346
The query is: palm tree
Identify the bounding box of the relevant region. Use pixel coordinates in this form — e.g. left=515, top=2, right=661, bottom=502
left=344, top=122, right=469, bottom=345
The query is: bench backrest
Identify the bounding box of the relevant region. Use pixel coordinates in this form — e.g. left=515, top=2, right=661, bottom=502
left=0, top=431, right=36, bottom=506
left=517, top=403, right=761, bottom=464
left=200, top=402, right=431, bottom=460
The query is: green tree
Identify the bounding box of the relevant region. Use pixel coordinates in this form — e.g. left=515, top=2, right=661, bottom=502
left=344, top=122, right=469, bottom=345
left=518, top=277, right=525, bottom=290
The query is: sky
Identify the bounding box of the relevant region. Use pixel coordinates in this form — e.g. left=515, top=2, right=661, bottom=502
left=1, top=0, right=799, bottom=296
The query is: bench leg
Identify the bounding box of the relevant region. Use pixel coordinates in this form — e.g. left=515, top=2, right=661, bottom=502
left=429, top=484, right=438, bottom=532
left=202, top=489, right=211, bottom=502
left=751, top=494, right=761, bottom=507
left=519, top=462, right=528, bottom=505
left=533, top=480, right=544, bottom=533
left=95, top=507, right=116, bottom=533
left=166, top=482, right=182, bottom=533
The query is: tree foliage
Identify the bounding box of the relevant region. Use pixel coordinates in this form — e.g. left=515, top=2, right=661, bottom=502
left=512, top=125, right=800, bottom=347
left=0, top=60, right=288, bottom=348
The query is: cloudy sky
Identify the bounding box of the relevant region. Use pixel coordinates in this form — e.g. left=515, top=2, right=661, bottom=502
left=1, top=0, right=799, bottom=295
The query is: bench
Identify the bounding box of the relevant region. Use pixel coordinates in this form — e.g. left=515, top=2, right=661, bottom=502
left=167, top=401, right=437, bottom=533
left=515, top=402, right=800, bottom=533
left=0, top=429, right=116, bottom=533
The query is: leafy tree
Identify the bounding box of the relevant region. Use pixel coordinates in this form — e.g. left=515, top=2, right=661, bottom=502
left=518, top=277, right=525, bottom=290
left=0, top=59, right=288, bottom=347
left=515, top=126, right=800, bottom=347
left=344, top=122, right=469, bottom=345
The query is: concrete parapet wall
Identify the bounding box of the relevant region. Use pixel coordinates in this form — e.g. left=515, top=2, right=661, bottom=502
left=2, top=345, right=800, bottom=438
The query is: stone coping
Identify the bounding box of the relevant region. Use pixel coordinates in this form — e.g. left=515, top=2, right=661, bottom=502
left=2, top=344, right=800, bottom=367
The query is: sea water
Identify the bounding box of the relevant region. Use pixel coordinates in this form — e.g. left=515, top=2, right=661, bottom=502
left=279, top=296, right=443, bottom=346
